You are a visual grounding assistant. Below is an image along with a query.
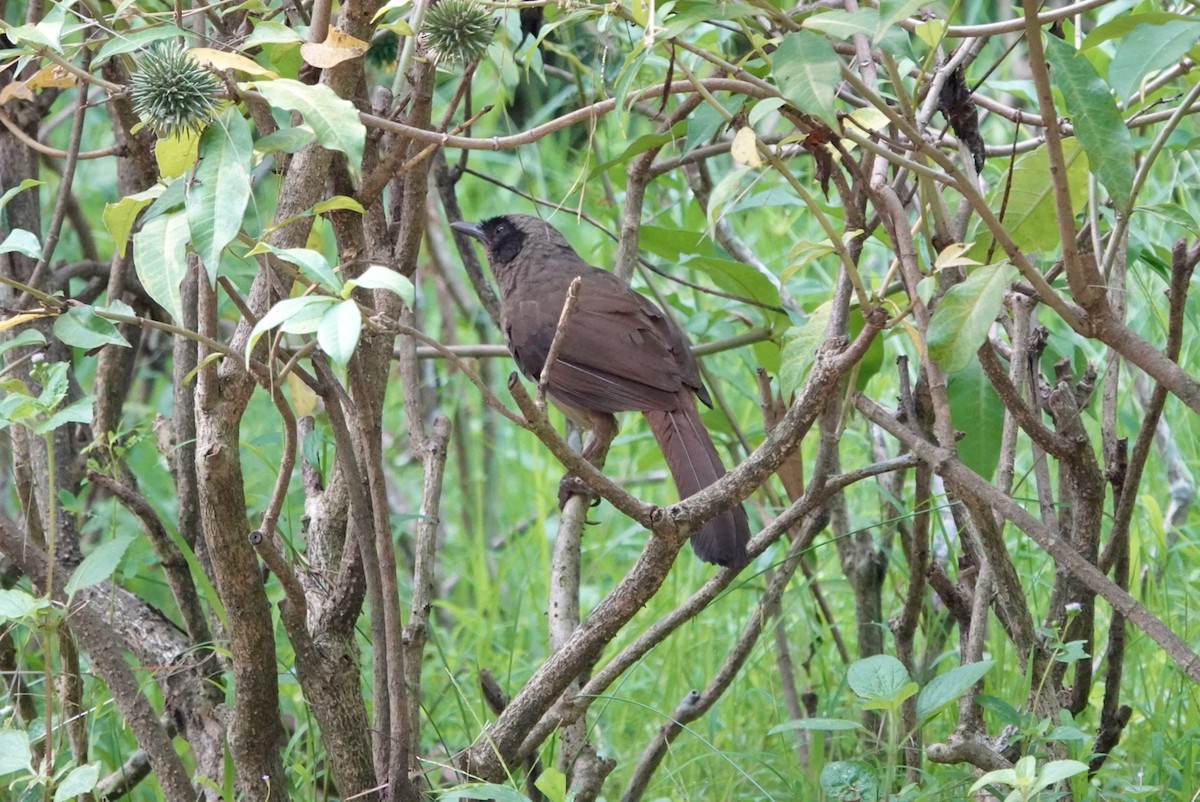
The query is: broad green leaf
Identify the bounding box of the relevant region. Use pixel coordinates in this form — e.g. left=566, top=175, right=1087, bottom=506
left=245, top=79, right=365, bottom=178
left=247, top=295, right=337, bottom=362
left=748, top=97, right=786, bottom=129
left=916, top=660, right=994, bottom=723
left=847, top=654, right=911, bottom=702
left=254, top=126, right=317, bottom=156
left=990, top=139, right=1088, bottom=254
left=317, top=299, right=362, bottom=365
left=779, top=302, right=831, bottom=397
left=247, top=243, right=341, bottom=292
left=94, top=25, right=187, bottom=64
left=345, top=265, right=414, bottom=305
left=969, top=768, right=1017, bottom=794
left=0, top=588, right=51, bottom=621
left=684, top=96, right=734, bottom=154
left=877, top=0, right=930, bottom=43
left=7, top=5, right=65, bottom=52
left=243, top=20, right=307, bottom=48
left=53, top=306, right=131, bottom=349
left=768, top=717, right=864, bottom=734
left=437, top=784, right=532, bottom=802
left=589, top=127, right=681, bottom=178
left=0, top=329, right=45, bottom=358
left=0, top=179, right=41, bottom=215
left=1081, top=12, right=1196, bottom=50
left=803, top=8, right=878, bottom=40
left=54, top=763, right=100, bottom=802
left=0, top=229, right=41, bottom=259
left=1044, top=35, right=1134, bottom=213
left=926, top=263, right=1018, bottom=373
left=1034, top=760, right=1090, bottom=792
left=946, top=360, right=1005, bottom=480
left=1109, top=19, right=1200, bottom=102
left=103, top=186, right=162, bottom=258
left=142, top=178, right=187, bottom=223
left=533, top=767, right=566, bottom=802
left=773, top=31, right=840, bottom=128
left=683, top=256, right=782, bottom=311
left=662, top=2, right=757, bottom=39
left=64, top=535, right=135, bottom=598
left=0, top=729, right=33, bottom=776
left=133, top=211, right=190, bottom=322
left=34, top=395, right=95, bottom=435
left=187, top=109, right=253, bottom=282
left=819, top=760, right=881, bottom=802
left=312, top=195, right=365, bottom=215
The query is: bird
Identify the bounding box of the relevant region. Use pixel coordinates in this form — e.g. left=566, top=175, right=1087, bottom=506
left=451, top=214, right=751, bottom=568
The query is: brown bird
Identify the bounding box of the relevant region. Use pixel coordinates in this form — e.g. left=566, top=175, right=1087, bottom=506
left=452, top=214, right=751, bottom=568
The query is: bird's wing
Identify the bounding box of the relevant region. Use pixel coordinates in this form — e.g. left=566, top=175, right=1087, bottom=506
left=504, top=269, right=693, bottom=414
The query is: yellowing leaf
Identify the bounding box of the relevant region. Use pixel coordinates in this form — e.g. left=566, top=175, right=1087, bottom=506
left=934, top=242, right=981, bottom=270
left=190, top=47, right=279, bottom=78
left=300, top=27, right=369, bottom=69
left=0, top=81, right=33, bottom=105
left=0, top=312, right=53, bottom=333
left=286, top=371, right=317, bottom=417
left=156, top=130, right=200, bottom=179
left=730, top=126, right=761, bottom=167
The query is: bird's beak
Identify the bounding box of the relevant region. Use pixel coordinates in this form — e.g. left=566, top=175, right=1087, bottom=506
left=451, top=220, right=488, bottom=245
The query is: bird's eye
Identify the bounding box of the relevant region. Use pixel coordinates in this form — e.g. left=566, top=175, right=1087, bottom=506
left=495, top=224, right=507, bottom=234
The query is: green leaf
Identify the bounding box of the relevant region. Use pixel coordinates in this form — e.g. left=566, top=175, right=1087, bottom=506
left=684, top=99, right=732, bottom=154
left=1044, top=35, right=1134, bottom=213
left=1109, top=18, right=1200, bottom=102
left=142, top=177, right=187, bottom=223
left=254, top=126, right=317, bottom=156
left=187, top=109, right=253, bottom=282
left=94, top=25, right=187, bottom=65
left=0, top=729, right=33, bottom=776
left=926, top=263, right=1018, bottom=373
left=246, top=78, right=366, bottom=178
left=132, top=210, right=190, bottom=322
left=0, top=229, right=41, bottom=259
left=0, top=179, right=41, bottom=215
left=0, top=588, right=51, bottom=621
left=802, top=8, right=879, bottom=40
left=437, top=783, right=532, bottom=802
left=969, top=767, right=1017, bottom=794
left=317, top=299, right=362, bottom=365
left=682, top=256, right=781, bottom=311
left=248, top=243, right=341, bottom=292
left=34, top=396, right=95, bottom=435
left=345, top=265, right=415, bottom=305
left=1081, top=12, right=1197, bottom=50
left=779, top=302, right=831, bottom=397
left=987, top=140, right=1088, bottom=255
left=104, top=186, right=162, bottom=259
left=246, top=296, right=336, bottom=363
left=819, top=760, right=881, bottom=802
left=53, top=306, right=131, bottom=350
left=0, top=329, right=46, bottom=359
left=54, top=763, right=100, bottom=802
left=877, top=0, right=929, bottom=44
left=916, top=660, right=994, bottom=723
left=768, top=717, right=864, bottom=734
left=1033, top=760, right=1090, bottom=793
left=946, top=360, right=1005, bottom=480
left=243, top=19, right=307, bottom=48
left=533, top=767, right=566, bottom=802
left=773, top=31, right=840, bottom=129
left=847, top=654, right=912, bottom=703
left=590, top=127, right=681, bottom=178
left=312, top=195, right=365, bottom=215
left=7, top=5, right=66, bottom=52
left=65, top=536, right=135, bottom=599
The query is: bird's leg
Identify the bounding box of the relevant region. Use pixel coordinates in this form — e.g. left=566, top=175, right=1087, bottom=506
left=557, top=412, right=618, bottom=510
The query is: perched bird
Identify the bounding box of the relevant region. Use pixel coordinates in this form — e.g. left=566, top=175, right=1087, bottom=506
left=452, top=214, right=751, bottom=568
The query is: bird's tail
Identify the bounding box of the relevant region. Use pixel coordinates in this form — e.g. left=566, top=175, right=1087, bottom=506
left=644, top=404, right=751, bottom=568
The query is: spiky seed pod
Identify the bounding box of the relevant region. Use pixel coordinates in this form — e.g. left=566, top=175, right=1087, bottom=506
left=419, top=0, right=495, bottom=64
left=130, top=42, right=222, bottom=139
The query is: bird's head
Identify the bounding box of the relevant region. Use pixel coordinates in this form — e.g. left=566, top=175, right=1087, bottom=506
left=451, top=214, right=572, bottom=268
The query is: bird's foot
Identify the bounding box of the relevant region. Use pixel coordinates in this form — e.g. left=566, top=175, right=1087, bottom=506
left=557, top=474, right=600, bottom=511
